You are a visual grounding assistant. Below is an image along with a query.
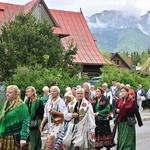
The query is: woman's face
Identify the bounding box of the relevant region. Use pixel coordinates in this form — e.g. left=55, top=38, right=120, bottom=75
left=44, top=90, right=49, bottom=95
left=71, top=88, right=76, bottom=96
left=50, top=87, right=59, bottom=99
left=26, top=88, right=34, bottom=99
left=6, top=87, right=17, bottom=101
left=121, top=88, right=128, bottom=98
left=65, top=96, right=71, bottom=103
left=76, top=89, right=84, bottom=101
left=96, top=89, right=102, bottom=98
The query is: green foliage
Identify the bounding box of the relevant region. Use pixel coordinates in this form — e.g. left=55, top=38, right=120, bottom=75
left=7, top=65, right=88, bottom=99
left=98, top=65, right=150, bottom=91
left=140, top=50, right=150, bottom=65
left=0, top=13, right=65, bottom=80
left=100, top=50, right=111, bottom=59
left=0, top=12, right=84, bottom=99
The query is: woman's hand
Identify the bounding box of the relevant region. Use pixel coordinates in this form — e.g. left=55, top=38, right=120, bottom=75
left=20, top=140, right=26, bottom=149
left=39, top=124, right=43, bottom=132
left=72, top=113, right=78, bottom=118
left=49, top=109, right=57, bottom=115
left=90, top=131, right=95, bottom=140
left=116, top=109, right=120, bottom=113
left=94, top=112, right=99, bottom=117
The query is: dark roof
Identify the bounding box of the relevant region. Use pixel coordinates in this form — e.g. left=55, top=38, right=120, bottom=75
left=111, top=52, right=131, bottom=69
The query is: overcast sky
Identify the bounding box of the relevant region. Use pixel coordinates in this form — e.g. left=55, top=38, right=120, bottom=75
left=1, top=0, right=150, bottom=17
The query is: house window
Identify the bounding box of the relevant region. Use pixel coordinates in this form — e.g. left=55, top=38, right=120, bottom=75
left=114, top=60, right=120, bottom=65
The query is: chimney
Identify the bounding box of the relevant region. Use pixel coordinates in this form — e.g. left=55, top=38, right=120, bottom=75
left=126, top=55, right=131, bottom=67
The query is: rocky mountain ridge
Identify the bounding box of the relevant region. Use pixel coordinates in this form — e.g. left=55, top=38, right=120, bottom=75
left=86, top=10, right=150, bottom=53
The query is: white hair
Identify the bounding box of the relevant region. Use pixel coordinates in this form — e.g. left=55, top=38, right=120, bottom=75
left=76, top=85, right=82, bottom=89
left=50, top=86, right=60, bottom=94
left=126, top=84, right=130, bottom=87
left=102, top=83, right=108, bottom=87
left=65, top=87, right=71, bottom=92
left=42, top=86, right=49, bottom=92
left=83, top=82, right=91, bottom=88
left=64, top=91, right=73, bottom=97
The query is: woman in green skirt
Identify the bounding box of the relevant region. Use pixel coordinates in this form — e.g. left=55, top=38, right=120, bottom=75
left=115, top=86, right=143, bottom=150
left=25, top=86, right=44, bottom=150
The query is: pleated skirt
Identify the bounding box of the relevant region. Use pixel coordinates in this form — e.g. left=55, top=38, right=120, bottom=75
left=0, top=135, right=29, bottom=150
left=117, top=122, right=136, bottom=150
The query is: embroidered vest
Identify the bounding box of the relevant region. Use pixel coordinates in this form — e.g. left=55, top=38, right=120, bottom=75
left=68, top=99, right=89, bottom=123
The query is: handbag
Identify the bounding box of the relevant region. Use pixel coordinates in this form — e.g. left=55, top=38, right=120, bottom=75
left=53, top=116, right=64, bottom=125
left=29, top=119, right=38, bottom=129
left=9, top=126, right=30, bottom=147
left=127, top=117, right=137, bottom=126
left=13, top=132, right=30, bottom=147
left=141, top=96, right=146, bottom=101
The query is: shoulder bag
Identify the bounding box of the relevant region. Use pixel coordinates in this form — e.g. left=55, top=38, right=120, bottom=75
left=51, top=100, right=64, bottom=125
left=29, top=116, right=38, bottom=129
left=9, top=126, right=30, bottom=147
left=96, top=114, right=109, bottom=124
left=53, top=115, right=64, bottom=125
left=141, top=96, right=146, bottom=101
left=127, top=117, right=137, bottom=126
left=13, top=132, right=30, bottom=147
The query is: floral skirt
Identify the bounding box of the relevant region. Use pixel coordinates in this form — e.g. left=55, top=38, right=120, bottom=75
left=0, top=135, right=29, bottom=150
left=44, top=123, right=64, bottom=150
left=94, top=121, right=115, bottom=149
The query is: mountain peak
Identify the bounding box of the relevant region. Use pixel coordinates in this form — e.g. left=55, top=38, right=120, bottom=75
left=87, top=10, right=139, bottom=30
left=86, top=10, right=150, bottom=53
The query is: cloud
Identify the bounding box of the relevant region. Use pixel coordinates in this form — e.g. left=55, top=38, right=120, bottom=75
left=119, top=0, right=141, bottom=18
left=0, top=0, right=149, bottom=17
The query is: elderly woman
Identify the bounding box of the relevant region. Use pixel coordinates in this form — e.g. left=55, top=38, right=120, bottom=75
left=64, top=88, right=96, bottom=150
left=115, top=86, right=143, bottom=150
left=64, top=91, right=74, bottom=106
left=25, top=86, right=44, bottom=150
left=42, top=86, right=50, bottom=106
left=40, top=86, right=67, bottom=150
left=0, top=85, right=30, bottom=150
left=93, top=87, right=114, bottom=150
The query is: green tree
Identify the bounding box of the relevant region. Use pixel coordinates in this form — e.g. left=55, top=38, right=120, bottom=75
left=7, top=65, right=88, bottom=99
left=0, top=13, right=69, bottom=80
left=99, top=65, right=150, bottom=91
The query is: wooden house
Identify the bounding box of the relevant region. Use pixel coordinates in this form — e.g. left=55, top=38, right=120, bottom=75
left=0, top=0, right=106, bottom=77
left=111, top=53, right=131, bottom=69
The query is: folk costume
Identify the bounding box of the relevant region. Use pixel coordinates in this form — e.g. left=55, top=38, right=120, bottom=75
left=116, top=95, right=143, bottom=150
left=64, top=98, right=96, bottom=150
left=93, top=96, right=115, bottom=150
left=0, top=98, right=30, bottom=150
left=25, top=98, right=44, bottom=150
left=43, top=96, right=67, bottom=150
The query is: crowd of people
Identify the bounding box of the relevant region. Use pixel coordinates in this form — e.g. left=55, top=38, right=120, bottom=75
left=0, top=79, right=149, bottom=150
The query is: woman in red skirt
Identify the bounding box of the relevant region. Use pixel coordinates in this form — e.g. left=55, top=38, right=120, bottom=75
left=93, top=87, right=115, bottom=150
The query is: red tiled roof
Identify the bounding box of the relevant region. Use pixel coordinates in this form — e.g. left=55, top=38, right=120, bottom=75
left=0, top=0, right=38, bottom=27
left=53, top=26, right=70, bottom=38
left=50, top=9, right=105, bottom=65
left=0, top=2, right=23, bottom=28
left=22, top=0, right=38, bottom=14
